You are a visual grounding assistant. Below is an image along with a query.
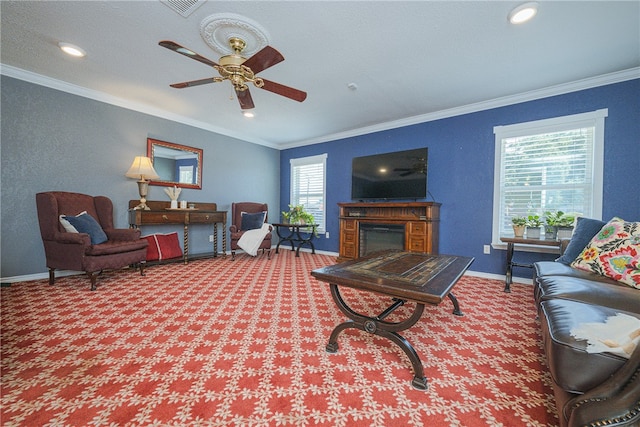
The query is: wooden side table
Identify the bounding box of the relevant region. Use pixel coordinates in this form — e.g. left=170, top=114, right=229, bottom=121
left=500, top=236, right=562, bottom=292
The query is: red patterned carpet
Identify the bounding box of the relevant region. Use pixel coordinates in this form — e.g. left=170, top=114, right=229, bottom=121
left=1, top=251, right=558, bottom=426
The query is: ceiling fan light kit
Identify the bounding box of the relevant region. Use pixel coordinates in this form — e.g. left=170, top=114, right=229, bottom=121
left=160, top=13, right=306, bottom=111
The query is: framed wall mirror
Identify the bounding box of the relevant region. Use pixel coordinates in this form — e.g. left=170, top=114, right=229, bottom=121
left=147, top=138, right=203, bottom=189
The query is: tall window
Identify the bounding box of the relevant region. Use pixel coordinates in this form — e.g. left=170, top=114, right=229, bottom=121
left=492, top=109, right=607, bottom=246
left=290, top=154, right=327, bottom=233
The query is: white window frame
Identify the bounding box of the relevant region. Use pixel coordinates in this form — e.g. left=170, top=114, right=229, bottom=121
left=289, top=153, right=327, bottom=233
left=491, top=109, right=607, bottom=250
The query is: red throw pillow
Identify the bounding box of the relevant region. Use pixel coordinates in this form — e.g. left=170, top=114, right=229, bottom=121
left=142, top=235, right=160, bottom=261
left=154, top=232, right=183, bottom=260
left=142, top=233, right=183, bottom=261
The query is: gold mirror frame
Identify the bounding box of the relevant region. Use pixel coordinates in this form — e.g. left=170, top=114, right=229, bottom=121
left=147, top=138, right=203, bottom=190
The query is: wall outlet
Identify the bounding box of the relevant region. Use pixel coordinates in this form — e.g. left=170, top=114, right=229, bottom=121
left=325, top=232, right=330, bottom=238
left=483, top=245, right=491, bottom=254
left=209, top=235, right=214, bottom=243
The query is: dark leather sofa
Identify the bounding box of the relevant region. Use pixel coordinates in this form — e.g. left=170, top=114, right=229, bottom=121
left=534, top=259, right=640, bottom=426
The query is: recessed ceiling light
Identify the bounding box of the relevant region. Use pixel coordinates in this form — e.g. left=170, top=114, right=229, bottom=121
left=243, top=110, right=255, bottom=118
left=58, top=42, right=86, bottom=57
left=508, top=2, right=538, bottom=25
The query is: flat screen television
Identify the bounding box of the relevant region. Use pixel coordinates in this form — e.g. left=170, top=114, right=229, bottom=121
left=351, top=147, right=428, bottom=200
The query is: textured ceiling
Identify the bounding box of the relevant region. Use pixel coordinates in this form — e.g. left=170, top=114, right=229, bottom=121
left=1, top=1, right=639, bottom=149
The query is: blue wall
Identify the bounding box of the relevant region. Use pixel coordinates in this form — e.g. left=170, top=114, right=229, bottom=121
left=280, top=79, right=640, bottom=277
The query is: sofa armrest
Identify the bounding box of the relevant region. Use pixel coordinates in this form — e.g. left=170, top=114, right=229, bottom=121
left=566, top=346, right=640, bottom=426
left=229, top=225, right=238, bottom=233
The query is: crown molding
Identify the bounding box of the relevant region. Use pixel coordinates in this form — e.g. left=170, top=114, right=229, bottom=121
left=0, top=64, right=277, bottom=149
left=281, top=67, right=640, bottom=149
left=2, top=64, right=638, bottom=150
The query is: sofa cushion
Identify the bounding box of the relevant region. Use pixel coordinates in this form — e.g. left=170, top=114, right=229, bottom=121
left=571, top=217, right=640, bottom=288
left=556, top=217, right=606, bottom=265
left=534, top=261, right=620, bottom=282
left=535, top=275, right=640, bottom=312
left=63, top=212, right=108, bottom=245
left=533, top=261, right=619, bottom=302
left=539, top=299, right=636, bottom=393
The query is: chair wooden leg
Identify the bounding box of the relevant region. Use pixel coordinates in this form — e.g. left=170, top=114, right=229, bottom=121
left=87, top=272, right=98, bottom=291
left=139, top=262, right=146, bottom=276
left=231, top=251, right=236, bottom=260
left=49, top=268, right=55, bottom=285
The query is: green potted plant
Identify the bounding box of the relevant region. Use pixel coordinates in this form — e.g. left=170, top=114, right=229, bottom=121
left=525, top=214, right=543, bottom=239
left=511, top=216, right=527, bottom=238
left=556, top=213, right=577, bottom=239
left=543, top=210, right=564, bottom=239
left=282, top=204, right=315, bottom=225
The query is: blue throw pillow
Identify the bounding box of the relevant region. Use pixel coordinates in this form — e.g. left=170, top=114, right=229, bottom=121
left=240, top=211, right=266, bottom=231
left=63, top=213, right=108, bottom=245
left=556, top=217, right=606, bottom=265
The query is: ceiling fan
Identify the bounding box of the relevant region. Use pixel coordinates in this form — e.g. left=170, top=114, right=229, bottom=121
left=159, top=37, right=307, bottom=110
left=394, top=160, right=427, bottom=177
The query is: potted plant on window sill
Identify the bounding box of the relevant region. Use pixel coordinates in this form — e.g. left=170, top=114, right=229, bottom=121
left=556, top=213, right=577, bottom=239
left=511, top=216, right=527, bottom=238
left=525, top=214, right=543, bottom=239
left=543, top=210, right=564, bottom=240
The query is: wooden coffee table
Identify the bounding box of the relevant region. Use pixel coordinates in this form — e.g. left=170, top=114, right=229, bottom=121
left=311, top=250, right=474, bottom=390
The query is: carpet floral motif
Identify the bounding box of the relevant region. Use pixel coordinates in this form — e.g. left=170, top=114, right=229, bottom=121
left=1, top=252, right=558, bottom=426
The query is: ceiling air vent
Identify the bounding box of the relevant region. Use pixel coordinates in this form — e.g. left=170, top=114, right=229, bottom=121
left=160, top=0, right=206, bottom=17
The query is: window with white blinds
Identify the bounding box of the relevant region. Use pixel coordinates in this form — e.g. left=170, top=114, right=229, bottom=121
left=290, top=154, right=327, bottom=233
left=492, top=109, right=607, bottom=245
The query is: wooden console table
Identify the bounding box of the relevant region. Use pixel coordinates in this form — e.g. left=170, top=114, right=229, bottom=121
left=128, top=200, right=227, bottom=263
left=500, top=236, right=563, bottom=292
left=338, top=202, right=440, bottom=262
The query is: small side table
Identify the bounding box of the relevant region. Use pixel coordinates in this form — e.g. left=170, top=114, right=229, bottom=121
left=500, top=236, right=563, bottom=293
left=273, top=223, right=318, bottom=257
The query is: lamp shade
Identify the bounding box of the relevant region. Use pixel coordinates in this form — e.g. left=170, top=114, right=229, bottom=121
left=125, top=156, right=159, bottom=180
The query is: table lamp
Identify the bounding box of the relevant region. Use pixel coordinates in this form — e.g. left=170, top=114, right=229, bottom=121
left=125, top=156, right=159, bottom=210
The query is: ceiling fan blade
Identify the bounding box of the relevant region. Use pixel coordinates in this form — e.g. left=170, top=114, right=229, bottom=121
left=170, top=78, right=216, bottom=88
left=242, top=46, right=285, bottom=74
left=159, top=40, right=218, bottom=68
left=260, top=79, right=307, bottom=102
left=236, top=88, right=255, bottom=110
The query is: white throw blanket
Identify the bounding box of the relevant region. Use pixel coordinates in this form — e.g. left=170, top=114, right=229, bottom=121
left=237, top=223, right=271, bottom=256
left=571, top=313, right=640, bottom=358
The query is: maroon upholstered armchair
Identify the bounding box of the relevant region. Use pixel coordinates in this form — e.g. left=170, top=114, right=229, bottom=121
left=229, top=202, right=273, bottom=260
left=36, top=191, right=148, bottom=291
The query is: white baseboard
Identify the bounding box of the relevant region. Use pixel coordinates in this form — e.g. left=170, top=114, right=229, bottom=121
left=1, top=253, right=531, bottom=285
left=1, top=270, right=83, bottom=284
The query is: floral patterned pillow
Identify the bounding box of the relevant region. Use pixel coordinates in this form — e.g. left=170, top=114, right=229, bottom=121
left=571, top=217, right=640, bottom=288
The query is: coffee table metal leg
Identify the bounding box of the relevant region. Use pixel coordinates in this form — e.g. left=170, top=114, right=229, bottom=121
left=326, top=284, right=430, bottom=390
left=447, top=292, right=463, bottom=316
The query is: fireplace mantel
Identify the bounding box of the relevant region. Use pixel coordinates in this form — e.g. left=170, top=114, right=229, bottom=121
left=337, top=202, right=440, bottom=262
